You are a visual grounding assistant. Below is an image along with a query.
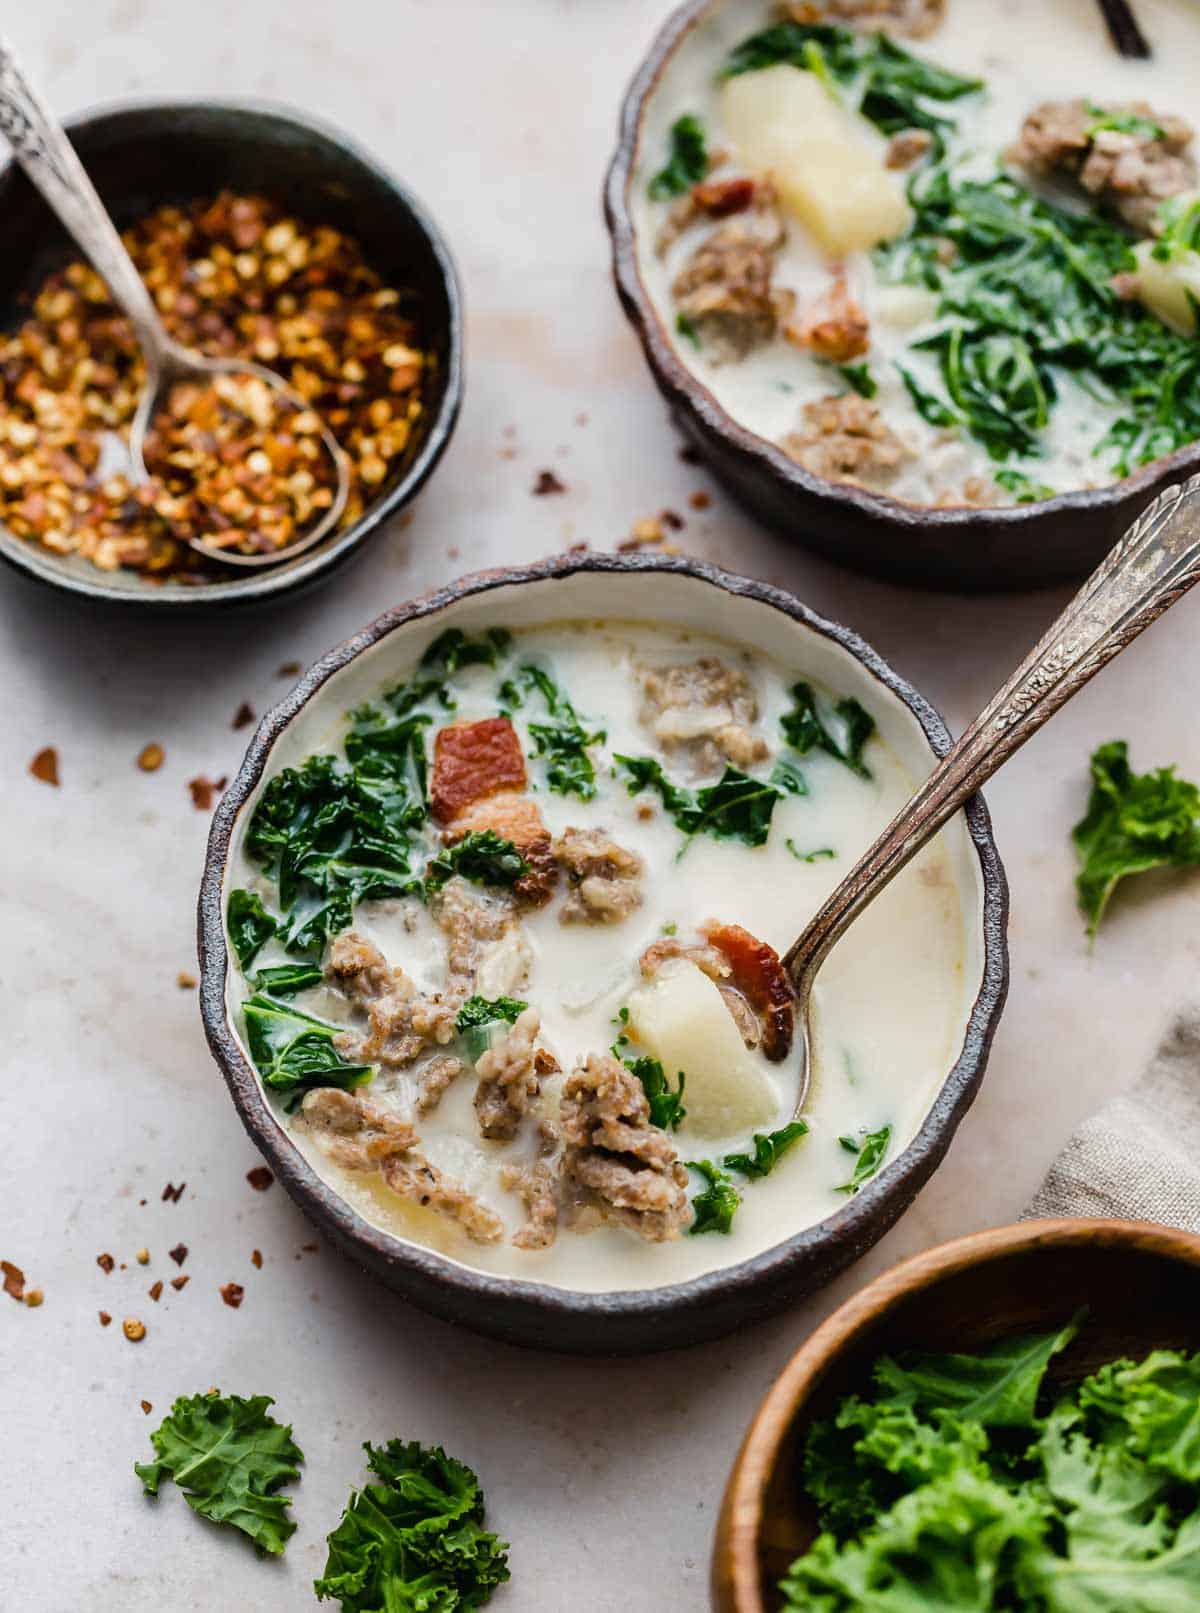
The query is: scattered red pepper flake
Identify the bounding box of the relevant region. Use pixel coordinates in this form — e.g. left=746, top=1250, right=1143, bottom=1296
left=188, top=775, right=227, bottom=811
left=135, top=1247, right=150, bottom=1266
left=246, top=1166, right=274, bottom=1192
left=29, top=747, right=59, bottom=786
left=660, top=508, right=685, bottom=531
left=162, top=1183, right=185, bottom=1204
left=168, top=1243, right=188, bottom=1266
left=532, top=469, right=566, bottom=496
left=98, top=1310, right=112, bottom=1327
left=301, top=1243, right=319, bottom=1254
left=137, top=743, right=164, bottom=772
left=170, top=1275, right=190, bottom=1292
left=575, top=411, right=589, bottom=427
left=148, top=1281, right=163, bottom=1302
left=24, top=1289, right=44, bottom=1308
left=140, top=1400, right=153, bottom=1415
left=251, top=1249, right=263, bottom=1270
left=232, top=702, right=255, bottom=729
left=277, top=660, right=301, bottom=677
left=97, top=1252, right=115, bottom=1274
left=2, top=1260, right=26, bottom=1301
left=220, top=1282, right=244, bottom=1309
left=177, top=971, right=197, bottom=989
left=123, top=1318, right=146, bottom=1342
left=689, top=489, right=711, bottom=510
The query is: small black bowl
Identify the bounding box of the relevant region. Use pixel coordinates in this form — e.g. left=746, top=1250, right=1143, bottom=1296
left=0, top=100, right=462, bottom=608
left=604, top=0, right=1199, bottom=592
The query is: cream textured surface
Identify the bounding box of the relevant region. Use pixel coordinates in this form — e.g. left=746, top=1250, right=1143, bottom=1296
left=5, top=3, right=1200, bottom=1609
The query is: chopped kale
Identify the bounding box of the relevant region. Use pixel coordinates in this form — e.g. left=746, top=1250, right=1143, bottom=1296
left=836, top=1124, right=892, bottom=1194
left=615, top=755, right=784, bottom=849
left=771, top=756, right=809, bottom=797
left=425, top=829, right=529, bottom=895
left=676, top=311, right=702, bottom=349
left=242, top=993, right=372, bottom=1110
left=510, top=664, right=604, bottom=799
left=1085, top=102, right=1165, bottom=142
left=381, top=627, right=512, bottom=718
left=838, top=362, right=878, bottom=399
left=1072, top=740, right=1200, bottom=937
left=994, top=465, right=1056, bottom=503
left=626, top=1055, right=687, bottom=1132
left=250, top=962, right=324, bottom=998
left=227, top=888, right=277, bottom=970
left=1152, top=192, right=1200, bottom=263
left=688, top=1159, right=741, bottom=1235
left=648, top=113, right=708, bottom=200
left=780, top=683, right=876, bottom=779
left=725, top=1121, right=809, bottom=1179
left=896, top=362, right=961, bottom=429
left=455, top=995, right=528, bottom=1033
left=786, top=840, right=836, bottom=863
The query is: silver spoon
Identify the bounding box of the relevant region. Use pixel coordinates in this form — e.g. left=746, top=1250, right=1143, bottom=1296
left=786, top=472, right=1200, bottom=1112
left=0, top=39, right=350, bottom=568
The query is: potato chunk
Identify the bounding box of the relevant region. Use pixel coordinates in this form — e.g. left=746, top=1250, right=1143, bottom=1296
left=627, top=959, right=778, bottom=1138
left=721, top=65, right=911, bottom=254
left=1131, top=239, right=1200, bottom=335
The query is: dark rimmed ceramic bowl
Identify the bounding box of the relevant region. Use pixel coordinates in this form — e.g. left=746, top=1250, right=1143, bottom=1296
left=198, top=552, right=1009, bottom=1353
left=604, top=0, right=1198, bottom=593
left=713, top=1218, right=1200, bottom=1612
left=0, top=100, right=462, bottom=608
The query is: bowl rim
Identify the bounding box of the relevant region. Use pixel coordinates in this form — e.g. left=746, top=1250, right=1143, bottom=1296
left=0, top=95, right=463, bottom=608
left=197, top=549, right=1009, bottom=1327
left=714, top=1216, right=1200, bottom=1612
left=602, top=0, right=1200, bottom=538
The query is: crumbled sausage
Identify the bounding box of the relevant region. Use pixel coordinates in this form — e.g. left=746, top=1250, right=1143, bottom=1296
left=415, top=1054, right=467, bottom=1114
left=327, top=930, right=457, bottom=1066
left=639, top=936, right=730, bottom=983
left=298, top=1087, right=416, bottom=1169
left=702, top=921, right=796, bottom=1062
left=1009, top=100, right=1196, bottom=234
left=378, top=1153, right=504, bottom=1244
left=474, top=1007, right=543, bottom=1140
left=432, top=877, right=518, bottom=1002
left=671, top=216, right=795, bottom=362
left=501, top=1130, right=562, bottom=1251
left=782, top=394, right=908, bottom=491
left=431, top=717, right=527, bottom=825
left=639, top=656, right=768, bottom=774
left=773, top=0, right=944, bottom=35
left=552, top=827, right=644, bottom=924
left=886, top=129, right=935, bottom=170
left=787, top=274, right=870, bottom=364
left=560, top=1055, right=690, bottom=1242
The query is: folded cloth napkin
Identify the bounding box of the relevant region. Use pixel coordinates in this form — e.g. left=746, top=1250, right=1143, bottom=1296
left=1025, top=1007, right=1200, bottom=1232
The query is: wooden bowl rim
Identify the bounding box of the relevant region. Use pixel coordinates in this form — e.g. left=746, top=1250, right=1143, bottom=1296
left=718, top=1216, right=1200, bottom=1611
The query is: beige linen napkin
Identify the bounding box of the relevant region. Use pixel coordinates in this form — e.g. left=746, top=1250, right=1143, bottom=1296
left=1025, top=1007, right=1200, bottom=1232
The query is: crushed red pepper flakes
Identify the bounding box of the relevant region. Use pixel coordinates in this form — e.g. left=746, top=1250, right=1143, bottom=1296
left=246, top=1166, right=274, bottom=1192
left=277, top=660, right=301, bottom=677
left=24, top=1289, right=44, bottom=1307
left=220, top=1283, right=245, bottom=1309
left=302, top=1243, right=319, bottom=1254
left=2, top=1260, right=26, bottom=1301
left=137, top=743, right=164, bottom=772
left=123, top=1318, right=146, bottom=1342
left=29, top=747, right=59, bottom=786
left=689, top=489, right=711, bottom=510
left=148, top=1281, right=163, bottom=1302
left=232, top=702, right=255, bottom=729
left=140, top=1400, right=153, bottom=1415
left=136, top=1248, right=150, bottom=1265
left=532, top=469, right=566, bottom=496
left=97, top=1252, right=115, bottom=1274
left=188, top=775, right=227, bottom=811
left=251, top=1250, right=263, bottom=1270
left=177, top=971, right=197, bottom=989
left=660, top=508, right=685, bottom=531
left=99, top=1310, right=112, bottom=1327
left=170, top=1275, right=190, bottom=1292
left=162, top=1182, right=185, bottom=1204
left=168, top=1243, right=188, bottom=1266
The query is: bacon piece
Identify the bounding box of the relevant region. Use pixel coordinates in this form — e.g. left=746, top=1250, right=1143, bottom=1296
left=701, top=921, right=795, bottom=1062
left=430, top=717, right=526, bottom=825
left=693, top=176, right=757, bottom=219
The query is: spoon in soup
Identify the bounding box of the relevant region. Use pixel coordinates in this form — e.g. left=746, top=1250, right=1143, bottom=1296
left=785, top=471, right=1200, bottom=1114
left=0, top=39, right=350, bottom=567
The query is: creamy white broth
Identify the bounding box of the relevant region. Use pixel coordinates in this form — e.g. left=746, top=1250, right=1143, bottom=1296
left=226, top=606, right=978, bottom=1293
left=632, top=0, right=1200, bottom=507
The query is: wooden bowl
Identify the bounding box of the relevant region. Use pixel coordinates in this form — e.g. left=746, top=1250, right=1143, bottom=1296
left=713, top=1217, right=1200, bottom=1610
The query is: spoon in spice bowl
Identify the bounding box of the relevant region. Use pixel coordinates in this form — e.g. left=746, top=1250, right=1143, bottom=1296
left=784, top=472, right=1200, bottom=1116
left=0, top=39, right=350, bottom=567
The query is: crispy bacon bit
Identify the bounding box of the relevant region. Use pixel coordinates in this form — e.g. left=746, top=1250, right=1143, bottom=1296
left=97, top=1252, right=115, bottom=1274
left=162, top=1182, right=186, bottom=1203
left=533, top=469, right=566, bottom=495
left=2, top=1260, right=25, bottom=1301
left=168, top=1244, right=188, bottom=1266
left=148, top=1281, right=163, bottom=1302
left=220, top=1282, right=245, bottom=1309
left=701, top=921, right=795, bottom=1061
left=170, top=1276, right=189, bottom=1292
left=251, top=1249, right=263, bottom=1270
left=431, top=717, right=527, bottom=825
left=246, top=1166, right=274, bottom=1191
left=188, top=775, right=227, bottom=810
left=232, top=702, right=255, bottom=729
left=787, top=275, right=870, bottom=363
left=694, top=176, right=757, bottom=218
left=137, top=743, right=164, bottom=772
left=29, top=747, right=59, bottom=786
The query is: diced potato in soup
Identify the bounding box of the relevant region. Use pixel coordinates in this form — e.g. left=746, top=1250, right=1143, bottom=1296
left=226, top=618, right=976, bottom=1293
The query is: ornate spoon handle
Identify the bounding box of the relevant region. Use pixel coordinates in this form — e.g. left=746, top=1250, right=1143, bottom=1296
left=785, top=471, right=1200, bottom=989
left=0, top=36, right=169, bottom=365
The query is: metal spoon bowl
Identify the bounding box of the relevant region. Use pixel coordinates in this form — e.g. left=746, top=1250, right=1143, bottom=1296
left=786, top=471, right=1200, bottom=1114
left=0, top=39, right=350, bottom=568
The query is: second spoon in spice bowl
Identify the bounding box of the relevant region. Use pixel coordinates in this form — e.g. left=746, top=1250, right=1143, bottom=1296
left=0, top=38, right=350, bottom=568
left=784, top=471, right=1200, bottom=1115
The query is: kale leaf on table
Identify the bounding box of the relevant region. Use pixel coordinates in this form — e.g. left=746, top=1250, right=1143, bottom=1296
left=314, top=1438, right=510, bottom=1611
left=136, top=1392, right=303, bottom=1557
left=1072, top=740, right=1200, bottom=938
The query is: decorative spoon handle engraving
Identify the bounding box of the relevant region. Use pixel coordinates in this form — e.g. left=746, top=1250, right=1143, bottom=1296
left=785, top=472, right=1200, bottom=995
